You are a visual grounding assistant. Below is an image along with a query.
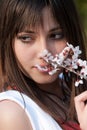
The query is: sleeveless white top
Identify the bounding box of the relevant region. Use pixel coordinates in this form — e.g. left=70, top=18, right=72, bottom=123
left=0, top=90, right=62, bottom=130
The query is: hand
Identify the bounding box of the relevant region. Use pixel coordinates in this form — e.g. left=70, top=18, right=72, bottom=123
left=74, top=91, right=87, bottom=130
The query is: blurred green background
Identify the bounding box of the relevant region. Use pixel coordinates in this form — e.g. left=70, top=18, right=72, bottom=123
left=75, top=0, right=87, bottom=56
left=75, top=0, right=87, bottom=35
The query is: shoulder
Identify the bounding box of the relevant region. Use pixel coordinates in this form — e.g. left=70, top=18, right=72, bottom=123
left=0, top=91, right=63, bottom=130
left=0, top=100, right=33, bottom=130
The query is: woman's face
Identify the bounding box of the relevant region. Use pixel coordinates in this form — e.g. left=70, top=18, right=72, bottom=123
left=14, top=7, right=67, bottom=84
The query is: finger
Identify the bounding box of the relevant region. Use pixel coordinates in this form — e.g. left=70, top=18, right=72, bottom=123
left=75, top=91, right=87, bottom=103
left=74, top=91, right=87, bottom=114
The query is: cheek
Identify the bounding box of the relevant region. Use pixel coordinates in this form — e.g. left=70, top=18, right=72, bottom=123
left=13, top=46, right=28, bottom=70
left=15, top=49, right=33, bottom=66
left=55, top=41, right=67, bottom=53
left=14, top=41, right=34, bottom=62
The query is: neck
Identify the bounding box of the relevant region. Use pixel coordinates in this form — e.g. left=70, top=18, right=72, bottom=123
left=37, top=78, right=63, bottom=98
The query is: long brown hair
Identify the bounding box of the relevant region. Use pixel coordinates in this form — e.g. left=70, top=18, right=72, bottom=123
left=0, top=0, right=87, bottom=125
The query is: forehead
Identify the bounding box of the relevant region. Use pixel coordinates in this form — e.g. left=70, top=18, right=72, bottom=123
left=17, top=6, right=60, bottom=34
left=23, top=7, right=60, bottom=32
left=41, top=7, right=59, bottom=30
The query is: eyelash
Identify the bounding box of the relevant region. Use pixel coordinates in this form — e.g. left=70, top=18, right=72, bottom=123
left=17, top=35, right=34, bottom=43
left=17, top=32, right=64, bottom=44
left=49, top=32, right=64, bottom=40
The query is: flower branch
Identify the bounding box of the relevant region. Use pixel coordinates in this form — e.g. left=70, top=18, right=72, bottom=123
left=41, top=42, right=87, bottom=87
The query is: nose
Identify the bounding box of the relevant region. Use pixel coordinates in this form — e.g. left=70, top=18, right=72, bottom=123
left=37, top=38, right=49, bottom=58
left=40, top=38, right=48, bottom=50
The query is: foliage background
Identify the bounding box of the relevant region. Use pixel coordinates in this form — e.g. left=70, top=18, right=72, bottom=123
left=75, top=0, right=87, bottom=56
left=75, top=0, right=87, bottom=34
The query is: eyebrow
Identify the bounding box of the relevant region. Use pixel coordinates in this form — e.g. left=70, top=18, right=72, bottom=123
left=49, top=26, right=61, bottom=32
left=21, top=30, right=35, bottom=34
left=18, top=26, right=61, bottom=34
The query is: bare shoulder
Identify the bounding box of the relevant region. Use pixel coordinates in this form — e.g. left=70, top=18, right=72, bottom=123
left=0, top=100, right=33, bottom=130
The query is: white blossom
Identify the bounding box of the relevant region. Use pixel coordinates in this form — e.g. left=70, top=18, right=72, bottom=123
left=75, top=80, right=83, bottom=87
left=40, top=42, right=87, bottom=87
left=40, top=43, right=87, bottom=87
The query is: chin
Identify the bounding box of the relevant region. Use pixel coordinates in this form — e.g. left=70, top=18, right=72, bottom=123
left=33, top=75, right=58, bottom=84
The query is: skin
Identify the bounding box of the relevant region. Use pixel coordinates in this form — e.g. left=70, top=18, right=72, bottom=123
left=0, top=6, right=86, bottom=130
left=74, top=91, right=87, bottom=130
left=0, top=100, right=33, bottom=130
left=14, top=7, right=67, bottom=93
left=13, top=7, right=87, bottom=130
left=0, top=7, right=66, bottom=130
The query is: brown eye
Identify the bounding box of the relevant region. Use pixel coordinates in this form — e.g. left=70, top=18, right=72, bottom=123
left=49, top=32, right=64, bottom=40
left=17, top=34, right=35, bottom=44
left=18, top=35, right=31, bottom=41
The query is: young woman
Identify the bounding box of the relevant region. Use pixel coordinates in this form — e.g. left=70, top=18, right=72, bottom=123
left=0, top=0, right=87, bottom=129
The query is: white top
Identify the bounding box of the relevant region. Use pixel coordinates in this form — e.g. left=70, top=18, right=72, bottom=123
left=0, top=90, right=62, bottom=130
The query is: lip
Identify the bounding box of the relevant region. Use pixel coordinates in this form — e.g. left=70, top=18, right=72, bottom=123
left=34, top=64, right=53, bottom=73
